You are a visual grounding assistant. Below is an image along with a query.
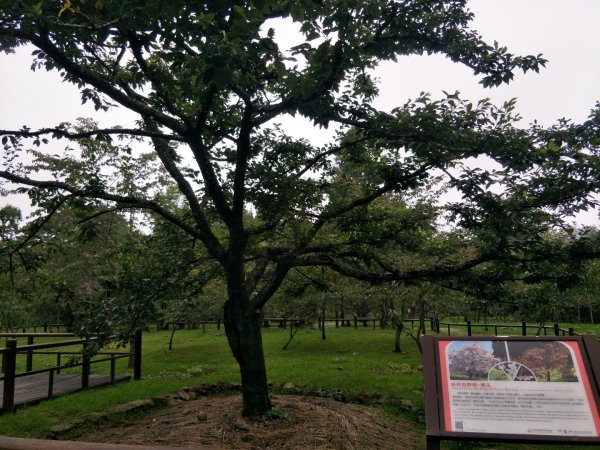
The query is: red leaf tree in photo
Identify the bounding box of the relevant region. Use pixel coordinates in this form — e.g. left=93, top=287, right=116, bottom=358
left=517, top=342, right=576, bottom=382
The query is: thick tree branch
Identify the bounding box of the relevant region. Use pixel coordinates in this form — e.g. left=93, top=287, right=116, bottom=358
left=232, top=102, right=254, bottom=220
left=77, top=205, right=132, bottom=223
left=295, top=162, right=432, bottom=251
left=143, top=118, right=225, bottom=260
left=251, top=262, right=292, bottom=310
left=246, top=213, right=285, bottom=237
left=18, top=29, right=188, bottom=136
left=4, top=194, right=72, bottom=257
left=0, top=170, right=207, bottom=248
left=194, top=83, right=218, bottom=130
left=294, top=136, right=373, bottom=180
left=187, top=136, right=233, bottom=228
left=254, top=37, right=348, bottom=126
left=291, top=252, right=494, bottom=283
left=0, top=127, right=186, bottom=142
left=245, top=257, right=270, bottom=294
left=126, top=29, right=192, bottom=128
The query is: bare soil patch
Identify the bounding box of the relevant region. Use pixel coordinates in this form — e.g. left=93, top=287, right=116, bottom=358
left=79, top=394, right=424, bottom=449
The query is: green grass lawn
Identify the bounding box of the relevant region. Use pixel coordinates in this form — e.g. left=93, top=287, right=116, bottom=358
left=0, top=323, right=597, bottom=449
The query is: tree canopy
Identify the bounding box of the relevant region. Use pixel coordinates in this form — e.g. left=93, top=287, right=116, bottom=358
left=1, top=0, right=600, bottom=416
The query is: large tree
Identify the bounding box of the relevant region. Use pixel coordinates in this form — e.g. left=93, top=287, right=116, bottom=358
left=448, top=342, right=499, bottom=380
left=1, top=0, right=600, bottom=415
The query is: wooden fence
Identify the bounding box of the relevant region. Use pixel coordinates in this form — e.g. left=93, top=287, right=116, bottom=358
left=155, top=318, right=588, bottom=337
left=432, top=319, right=579, bottom=337
left=1, top=324, right=69, bottom=334
left=0, top=331, right=141, bottom=413
left=16, top=319, right=590, bottom=339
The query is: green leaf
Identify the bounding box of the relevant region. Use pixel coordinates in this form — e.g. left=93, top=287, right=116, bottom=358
left=32, top=0, right=44, bottom=16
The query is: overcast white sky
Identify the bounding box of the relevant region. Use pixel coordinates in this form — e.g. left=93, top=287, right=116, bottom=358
left=1, top=0, right=599, bottom=223
left=379, top=0, right=600, bottom=126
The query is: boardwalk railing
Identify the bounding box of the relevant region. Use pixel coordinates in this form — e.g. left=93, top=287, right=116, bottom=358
left=0, top=331, right=141, bottom=413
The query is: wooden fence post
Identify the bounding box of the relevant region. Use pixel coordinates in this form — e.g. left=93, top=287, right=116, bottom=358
left=110, top=353, right=116, bottom=384
left=554, top=323, right=560, bottom=336
left=81, top=343, right=90, bottom=389
left=426, top=436, right=441, bottom=450
left=134, top=329, right=142, bottom=380
left=2, top=339, right=17, bottom=413
left=128, top=334, right=135, bottom=369
left=26, top=336, right=34, bottom=372
left=467, top=320, right=472, bottom=336
left=521, top=321, right=527, bottom=336
left=48, top=368, right=55, bottom=400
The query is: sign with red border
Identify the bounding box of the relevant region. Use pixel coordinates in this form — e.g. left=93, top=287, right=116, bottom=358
left=422, top=335, right=600, bottom=447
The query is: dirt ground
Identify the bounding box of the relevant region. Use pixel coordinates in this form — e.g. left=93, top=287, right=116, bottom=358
left=78, top=394, right=424, bottom=449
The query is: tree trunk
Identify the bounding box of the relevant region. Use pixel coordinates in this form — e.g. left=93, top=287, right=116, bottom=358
left=393, top=325, right=402, bottom=353
left=321, top=303, right=326, bottom=341
left=223, top=300, right=271, bottom=417
left=168, top=327, right=177, bottom=351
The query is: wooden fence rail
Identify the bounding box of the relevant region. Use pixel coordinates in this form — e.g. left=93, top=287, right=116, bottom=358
left=155, top=318, right=587, bottom=338
left=0, top=331, right=142, bottom=413
left=434, top=320, right=578, bottom=337
left=0, top=324, right=69, bottom=334
left=0, top=436, right=199, bottom=450
left=12, top=319, right=588, bottom=339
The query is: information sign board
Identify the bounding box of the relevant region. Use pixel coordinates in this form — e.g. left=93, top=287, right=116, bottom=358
left=422, top=335, right=600, bottom=448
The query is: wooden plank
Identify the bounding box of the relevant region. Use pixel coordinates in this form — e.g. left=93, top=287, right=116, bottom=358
left=0, top=333, right=76, bottom=338
left=582, top=333, right=600, bottom=392
left=0, top=436, right=200, bottom=450
left=421, top=335, right=441, bottom=438
left=0, top=373, right=130, bottom=411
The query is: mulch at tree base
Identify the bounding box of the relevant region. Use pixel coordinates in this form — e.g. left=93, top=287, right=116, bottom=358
left=78, top=394, right=424, bottom=449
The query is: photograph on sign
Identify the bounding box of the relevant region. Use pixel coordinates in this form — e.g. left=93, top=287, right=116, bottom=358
left=438, top=339, right=600, bottom=437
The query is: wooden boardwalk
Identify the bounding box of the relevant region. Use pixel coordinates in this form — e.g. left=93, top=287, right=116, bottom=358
left=0, top=372, right=130, bottom=410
